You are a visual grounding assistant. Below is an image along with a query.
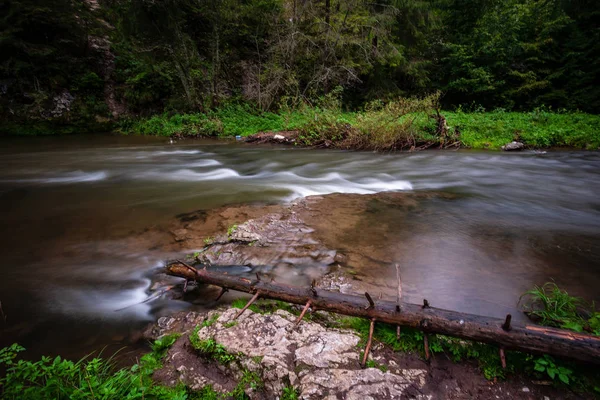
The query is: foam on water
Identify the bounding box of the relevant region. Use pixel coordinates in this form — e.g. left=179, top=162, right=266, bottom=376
left=2, top=170, right=109, bottom=184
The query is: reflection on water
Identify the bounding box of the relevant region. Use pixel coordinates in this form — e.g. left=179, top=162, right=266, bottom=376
left=0, top=135, right=599, bottom=358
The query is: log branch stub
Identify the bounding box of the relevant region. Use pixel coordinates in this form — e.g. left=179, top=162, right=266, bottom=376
left=234, top=291, right=261, bottom=320
left=365, top=292, right=375, bottom=310
left=424, top=334, right=431, bottom=361
left=423, top=299, right=430, bottom=309
left=165, top=264, right=600, bottom=365
left=215, top=287, right=229, bottom=301
left=310, top=279, right=318, bottom=297
left=503, top=314, right=512, bottom=331
left=362, top=318, right=376, bottom=367
left=295, top=300, right=312, bottom=328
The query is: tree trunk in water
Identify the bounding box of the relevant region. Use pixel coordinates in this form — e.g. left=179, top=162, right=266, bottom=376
left=166, top=263, right=600, bottom=365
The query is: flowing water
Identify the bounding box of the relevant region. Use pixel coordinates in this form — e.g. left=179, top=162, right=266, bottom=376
left=0, top=135, right=599, bottom=359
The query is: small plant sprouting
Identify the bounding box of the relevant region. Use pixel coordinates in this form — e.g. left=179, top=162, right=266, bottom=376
left=202, top=314, right=219, bottom=328
left=204, top=237, right=214, bottom=245
left=281, top=384, right=300, bottom=400
left=224, top=321, right=238, bottom=328
left=189, top=327, right=236, bottom=365
left=227, top=224, right=238, bottom=237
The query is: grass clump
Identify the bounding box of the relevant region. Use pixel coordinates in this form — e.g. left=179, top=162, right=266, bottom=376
left=189, top=327, right=236, bottom=366
left=0, top=334, right=184, bottom=400
left=281, top=385, right=300, bottom=400
left=519, top=281, right=600, bottom=335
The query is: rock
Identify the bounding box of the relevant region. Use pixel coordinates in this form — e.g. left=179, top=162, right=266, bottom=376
left=501, top=141, right=524, bottom=151
left=522, top=387, right=530, bottom=392
left=198, top=213, right=336, bottom=268
left=50, top=90, right=75, bottom=117
left=273, top=134, right=286, bottom=140
left=170, top=228, right=190, bottom=242
left=155, top=308, right=427, bottom=399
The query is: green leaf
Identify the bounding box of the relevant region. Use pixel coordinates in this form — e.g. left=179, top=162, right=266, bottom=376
left=558, top=373, right=569, bottom=385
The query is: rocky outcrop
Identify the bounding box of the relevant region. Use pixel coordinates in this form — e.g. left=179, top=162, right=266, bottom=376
left=152, top=308, right=428, bottom=399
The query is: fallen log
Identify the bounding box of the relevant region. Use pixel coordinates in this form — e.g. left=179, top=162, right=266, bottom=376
left=166, top=263, right=600, bottom=365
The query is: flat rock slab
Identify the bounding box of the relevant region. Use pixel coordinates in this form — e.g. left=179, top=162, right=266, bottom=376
left=157, top=308, right=427, bottom=399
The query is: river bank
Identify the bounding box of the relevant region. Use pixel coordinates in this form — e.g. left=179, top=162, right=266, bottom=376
left=4, top=102, right=600, bottom=151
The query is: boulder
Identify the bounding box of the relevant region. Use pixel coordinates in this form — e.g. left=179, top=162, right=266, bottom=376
left=501, top=141, right=524, bottom=151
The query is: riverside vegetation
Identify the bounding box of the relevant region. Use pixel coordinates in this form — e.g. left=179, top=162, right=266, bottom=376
left=1, top=0, right=599, bottom=149
left=2, top=283, right=599, bottom=398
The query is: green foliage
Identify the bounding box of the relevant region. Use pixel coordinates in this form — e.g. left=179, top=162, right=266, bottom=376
left=519, top=282, right=599, bottom=333
left=202, top=314, right=220, bottom=328
left=230, top=298, right=296, bottom=315
left=227, top=225, right=239, bottom=237
left=364, top=359, right=388, bottom=372
left=0, top=337, right=185, bottom=400
left=120, top=113, right=223, bottom=137
left=448, top=109, right=600, bottom=149
left=281, top=385, right=300, bottom=400
left=189, top=328, right=236, bottom=366
left=534, top=355, right=573, bottom=385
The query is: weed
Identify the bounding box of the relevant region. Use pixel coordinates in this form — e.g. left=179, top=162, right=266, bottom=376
left=365, top=359, right=388, bottom=372
left=204, top=237, right=214, bottom=245
left=281, top=385, right=300, bottom=400
left=534, top=355, right=573, bottom=384
left=189, top=329, right=236, bottom=365
left=519, top=282, right=597, bottom=333
left=0, top=336, right=184, bottom=400
left=227, top=224, right=238, bottom=237
left=202, top=314, right=220, bottom=328
left=224, top=321, right=238, bottom=328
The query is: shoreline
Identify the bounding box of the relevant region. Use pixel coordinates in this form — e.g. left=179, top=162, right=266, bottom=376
left=3, top=107, right=599, bottom=152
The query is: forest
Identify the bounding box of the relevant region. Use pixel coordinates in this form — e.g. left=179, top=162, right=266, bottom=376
left=1, top=0, right=600, bottom=147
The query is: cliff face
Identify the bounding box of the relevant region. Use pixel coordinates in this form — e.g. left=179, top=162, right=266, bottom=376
left=0, top=0, right=117, bottom=134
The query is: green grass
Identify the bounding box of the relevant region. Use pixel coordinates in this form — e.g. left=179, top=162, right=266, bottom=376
left=447, top=108, right=600, bottom=149
left=519, top=282, right=600, bottom=335
left=117, top=100, right=600, bottom=150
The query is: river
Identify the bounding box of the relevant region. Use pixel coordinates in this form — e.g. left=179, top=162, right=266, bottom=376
left=0, top=135, right=599, bottom=360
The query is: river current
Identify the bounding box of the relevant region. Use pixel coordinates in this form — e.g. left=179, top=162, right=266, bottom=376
left=0, top=135, right=599, bottom=358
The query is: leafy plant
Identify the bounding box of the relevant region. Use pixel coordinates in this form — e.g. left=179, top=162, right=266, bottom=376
left=534, top=355, right=573, bottom=385
left=0, top=337, right=185, bottom=400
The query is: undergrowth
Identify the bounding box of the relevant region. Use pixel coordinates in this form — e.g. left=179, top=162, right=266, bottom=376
left=116, top=97, right=600, bottom=150
left=0, top=333, right=184, bottom=399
